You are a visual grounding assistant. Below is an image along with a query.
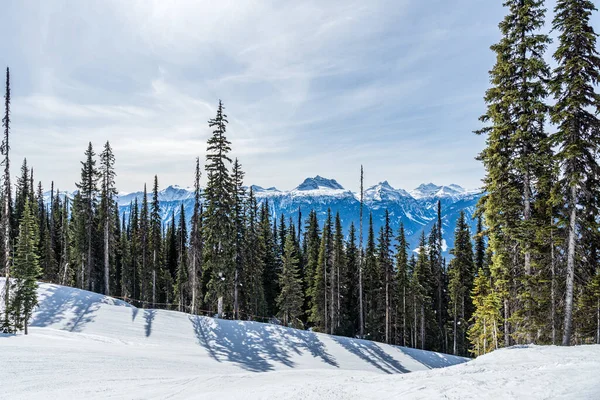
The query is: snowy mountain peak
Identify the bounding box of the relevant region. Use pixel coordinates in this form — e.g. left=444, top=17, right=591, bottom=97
left=365, top=181, right=411, bottom=202
left=294, top=176, right=345, bottom=191
left=250, top=185, right=281, bottom=195
left=410, top=183, right=469, bottom=199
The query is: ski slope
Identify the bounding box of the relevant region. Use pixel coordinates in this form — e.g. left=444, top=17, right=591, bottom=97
left=1, top=279, right=599, bottom=399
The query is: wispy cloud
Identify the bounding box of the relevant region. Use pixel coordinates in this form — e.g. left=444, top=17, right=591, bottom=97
left=2, top=0, right=580, bottom=192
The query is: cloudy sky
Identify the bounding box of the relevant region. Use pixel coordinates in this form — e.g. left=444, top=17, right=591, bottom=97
left=1, top=0, right=586, bottom=193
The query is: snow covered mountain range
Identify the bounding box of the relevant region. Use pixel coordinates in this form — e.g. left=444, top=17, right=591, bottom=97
left=114, top=176, right=483, bottom=256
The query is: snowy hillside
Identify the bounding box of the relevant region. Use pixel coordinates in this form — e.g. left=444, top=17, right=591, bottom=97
left=2, top=279, right=599, bottom=399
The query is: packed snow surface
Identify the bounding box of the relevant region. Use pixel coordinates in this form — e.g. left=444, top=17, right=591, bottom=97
left=1, top=279, right=599, bottom=399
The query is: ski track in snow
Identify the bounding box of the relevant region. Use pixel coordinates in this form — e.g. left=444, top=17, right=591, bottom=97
left=1, top=278, right=599, bottom=399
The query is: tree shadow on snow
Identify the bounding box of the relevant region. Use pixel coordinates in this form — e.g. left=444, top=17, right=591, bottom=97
left=398, top=346, right=468, bottom=369
left=144, top=310, right=156, bottom=337
left=30, top=283, right=132, bottom=333
left=189, top=316, right=338, bottom=372
left=331, top=336, right=409, bottom=374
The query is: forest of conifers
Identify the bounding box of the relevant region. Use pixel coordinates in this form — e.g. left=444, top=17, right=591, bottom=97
left=1, top=0, right=600, bottom=357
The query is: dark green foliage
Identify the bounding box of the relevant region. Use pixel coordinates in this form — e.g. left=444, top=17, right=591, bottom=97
left=203, top=100, right=234, bottom=316
left=395, top=223, right=409, bottom=346
left=549, top=0, right=600, bottom=346
left=9, top=200, right=41, bottom=334
left=448, top=211, right=475, bottom=356
left=277, top=232, right=304, bottom=327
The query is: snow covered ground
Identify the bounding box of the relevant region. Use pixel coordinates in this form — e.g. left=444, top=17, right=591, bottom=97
left=1, top=279, right=599, bottom=399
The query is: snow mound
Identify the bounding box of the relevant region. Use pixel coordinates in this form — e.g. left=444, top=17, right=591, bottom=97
left=2, top=279, right=598, bottom=399
left=1, top=279, right=467, bottom=399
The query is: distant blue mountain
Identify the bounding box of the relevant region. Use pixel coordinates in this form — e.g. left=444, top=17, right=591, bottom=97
left=46, top=177, right=482, bottom=257
left=113, top=176, right=482, bottom=257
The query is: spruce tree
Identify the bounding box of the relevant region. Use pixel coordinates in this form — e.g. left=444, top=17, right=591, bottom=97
left=549, top=0, right=600, bottom=346
left=310, top=209, right=332, bottom=332
left=14, top=159, right=30, bottom=236
left=9, top=200, right=41, bottom=334
left=364, top=213, right=380, bottom=340
left=412, top=231, right=431, bottom=349
left=139, top=185, right=150, bottom=302
left=189, top=157, right=203, bottom=315
left=345, top=222, right=359, bottom=337
left=175, top=204, right=188, bottom=312
left=395, top=223, right=409, bottom=346
left=75, top=142, right=99, bottom=291
left=232, top=159, right=246, bottom=319
left=448, top=211, right=475, bottom=356
left=330, top=212, right=346, bottom=334
left=1, top=67, right=12, bottom=332
left=243, top=188, right=265, bottom=318
left=203, top=100, right=234, bottom=318
left=37, top=183, right=56, bottom=283
left=277, top=232, right=304, bottom=327
left=303, top=210, right=320, bottom=322
left=150, top=176, right=162, bottom=306
left=260, top=201, right=278, bottom=317
left=475, top=0, right=553, bottom=346
left=378, top=210, right=393, bottom=343
left=99, top=141, right=117, bottom=295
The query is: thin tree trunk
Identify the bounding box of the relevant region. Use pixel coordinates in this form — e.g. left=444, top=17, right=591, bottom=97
left=330, top=259, right=335, bottom=335
left=234, top=268, right=239, bottom=320
left=596, top=297, right=599, bottom=345
left=152, top=250, right=156, bottom=307
left=420, top=303, right=425, bottom=350
left=551, top=218, right=556, bottom=345
left=358, top=166, right=364, bottom=338
left=104, top=221, right=110, bottom=295
left=562, top=185, right=577, bottom=346
left=191, top=252, right=197, bottom=315
left=385, top=275, right=390, bottom=343
left=453, top=301, right=457, bottom=355
left=504, top=298, right=510, bottom=346
left=402, top=286, right=406, bottom=347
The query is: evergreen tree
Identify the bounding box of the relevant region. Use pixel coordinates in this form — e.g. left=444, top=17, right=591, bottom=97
left=9, top=200, right=41, bottom=334
left=448, top=211, right=475, bottom=356
left=364, top=213, right=380, bottom=340
left=99, top=141, right=117, bottom=295
left=1, top=67, right=12, bottom=332
left=277, top=232, right=304, bottom=327
left=549, top=0, right=600, bottom=346
left=474, top=215, right=486, bottom=273
left=189, top=157, right=203, bottom=315
left=75, top=142, right=99, bottom=291
left=119, top=214, right=132, bottom=298
left=310, top=209, right=332, bottom=332
left=175, top=204, right=188, bottom=312
left=14, top=158, right=30, bottom=236
left=37, top=182, right=56, bottom=283
left=139, top=185, right=150, bottom=302
left=150, top=176, right=162, bottom=306
left=203, top=100, right=234, bottom=318
left=345, top=222, right=359, bottom=337
left=303, top=210, right=320, bottom=322
left=395, top=223, right=409, bottom=346
left=330, top=212, right=346, bottom=334
left=475, top=0, right=553, bottom=346
left=260, top=201, right=278, bottom=317
left=412, top=231, right=431, bottom=349
left=468, top=268, right=503, bottom=356
left=232, top=159, right=246, bottom=319
left=243, top=188, right=265, bottom=318
left=378, top=210, right=393, bottom=343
